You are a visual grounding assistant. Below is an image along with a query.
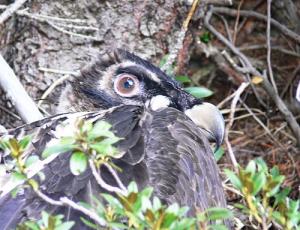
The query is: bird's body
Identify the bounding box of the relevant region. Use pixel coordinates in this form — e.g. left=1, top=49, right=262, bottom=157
left=0, top=49, right=228, bottom=229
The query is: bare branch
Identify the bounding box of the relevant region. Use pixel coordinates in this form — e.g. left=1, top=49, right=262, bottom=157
left=212, top=6, right=300, bottom=44
left=60, top=197, right=106, bottom=227
left=204, top=7, right=300, bottom=146
left=34, top=189, right=106, bottom=227
left=266, top=0, right=278, bottom=94
left=0, top=54, right=43, bottom=123
left=225, top=82, right=249, bottom=170
left=0, top=0, right=28, bottom=25
left=89, top=159, right=127, bottom=196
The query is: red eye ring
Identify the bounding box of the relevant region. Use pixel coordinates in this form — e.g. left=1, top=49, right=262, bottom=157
left=113, top=74, right=140, bottom=97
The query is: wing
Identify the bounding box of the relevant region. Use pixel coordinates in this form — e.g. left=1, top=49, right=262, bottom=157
left=0, top=105, right=147, bottom=229
left=142, top=107, right=227, bottom=213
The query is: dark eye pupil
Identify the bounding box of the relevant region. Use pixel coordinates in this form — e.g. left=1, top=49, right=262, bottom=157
left=123, top=78, right=134, bottom=89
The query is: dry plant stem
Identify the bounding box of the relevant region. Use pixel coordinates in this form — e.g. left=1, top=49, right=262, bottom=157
left=212, top=7, right=300, bottom=44
left=232, top=0, right=243, bottom=44
left=241, top=101, right=284, bottom=149
left=161, top=0, right=199, bottom=73
left=47, top=21, right=101, bottom=41
left=39, top=67, right=79, bottom=76
left=89, top=159, right=127, bottom=196
left=0, top=54, right=43, bottom=123
left=0, top=104, right=22, bottom=120
left=35, top=190, right=106, bottom=226
left=0, top=153, right=60, bottom=198
left=225, top=82, right=249, bottom=170
left=239, top=45, right=300, bottom=58
left=266, top=0, right=278, bottom=94
left=103, top=162, right=127, bottom=192
left=0, top=0, right=28, bottom=25
left=205, top=7, right=300, bottom=145
left=60, top=197, right=106, bottom=227
left=38, top=75, right=71, bottom=107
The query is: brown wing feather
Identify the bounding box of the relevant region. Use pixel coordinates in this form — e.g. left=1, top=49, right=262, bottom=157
left=142, top=107, right=227, bottom=213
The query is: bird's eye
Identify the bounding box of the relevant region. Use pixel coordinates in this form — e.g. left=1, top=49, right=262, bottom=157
left=114, top=74, right=140, bottom=97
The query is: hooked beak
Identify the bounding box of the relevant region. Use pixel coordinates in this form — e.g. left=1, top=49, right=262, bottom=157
left=184, top=102, right=225, bottom=149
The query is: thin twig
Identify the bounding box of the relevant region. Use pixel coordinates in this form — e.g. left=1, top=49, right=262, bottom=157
left=232, top=0, right=243, bottom=44
left=225, top=82, right=249, bottom=170
left=212, top=6, right=300, bottom=44
left=60, top=197, right=106, bottom=226
left=89, top=159, right=127, bottom=196
left=0, top=0, right=28, bottom=25
left=0, top=104, right=22, bottom=120
left=39, top=67, right=79, bottom=76
left=239, top=45, right=300, bottom=58
left=38, top=75, right=71, bottom=107
left=241, top=101, right=284, bottom=149
left=266, top=0, right=278, bottom=94
left=34, top=189, right=106, bottom=226
left=35, top=189, right=63, bottom=206
left=204, top=7, right=300, bottom=145
left=0, top=54, right=43, bottom=123
left=103, top=163, right=127, bottom=192
left=47, top=21, right=101, bottom=42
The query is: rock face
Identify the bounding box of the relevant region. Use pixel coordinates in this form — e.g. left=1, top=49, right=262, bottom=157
left=0, top=0, right=190, bottom=127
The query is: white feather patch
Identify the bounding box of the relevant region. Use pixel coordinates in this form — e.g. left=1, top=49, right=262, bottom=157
left=149, top=95, right=171, bottom=111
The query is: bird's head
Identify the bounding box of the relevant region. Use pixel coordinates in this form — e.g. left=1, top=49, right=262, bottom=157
left=72, top=49, right=224, bottom=147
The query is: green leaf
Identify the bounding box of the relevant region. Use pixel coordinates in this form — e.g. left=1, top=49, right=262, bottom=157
left=89, top=121, right=113, bottom=139
left=12, top=172, right=26, bottom=183
left=175, top=75, right=191, bottom=83
left=127, top=181, right=138, bottom=193
left=0, top=139, right=9, bottom=150
left=10, top=187, right=21, bottom=198
left=19, top=135, right=32, bottom=150
left=272, top=211, right=285, bottom=225
left=153, top=196, right=162, bottom=211
left=245, top=160, right=256, bottom=176
left=266, top=175, right=285, bottom=197
left=60, top=137, right=76, bottom=145
left=70, top=152, right=87, bottom=176
left=80, top=217, right=98, bottom=229
left=109, top=222, right=128, bottom=229
left=25, top=155, right=39, bottom=168
left=90, top=143, right=117, bottom=156
left=206, top=207, right=233, bottom=221
left=208, top=224, right=228, bottom=230
left=56, top=221, right=75, bottom=230
left=101, top=194, right=123, bottom=210
left=41, top=211, right=49, bottom=227
left=200, top=32, right=212, bottom=44
left=184, top=87, right=213, bottom=99
left=166, top=203, right=180, bottom=215
left=252, top=171, right=266, bottom=195
left=274, top=187, right=291, bottom=206
left=42, top=144, right=76, bottom=158
left=254, top=158, right=268, bottom=172
left=214, top=147, right=224, bottom=162
left=224, top=169, right=242, bottom=190
left=8, top=138, right=20, bottom=157
left=24, top=221, right=40, bottom=230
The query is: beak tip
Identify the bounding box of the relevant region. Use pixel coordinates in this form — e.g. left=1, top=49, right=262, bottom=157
left=185, top=102, right=225, bottom=147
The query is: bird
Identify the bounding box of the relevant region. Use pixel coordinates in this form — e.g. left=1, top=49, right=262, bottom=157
left=0, top=49, right=228, bottom=229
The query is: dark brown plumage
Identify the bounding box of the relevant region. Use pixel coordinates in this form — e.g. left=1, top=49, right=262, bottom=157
left=0, top=49, right=229, bottom=229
